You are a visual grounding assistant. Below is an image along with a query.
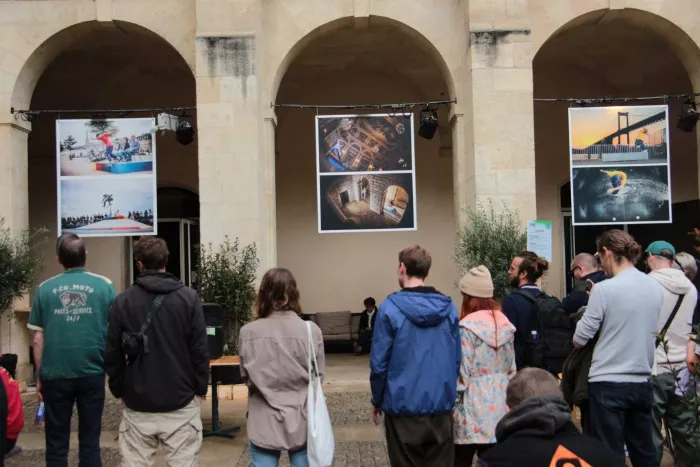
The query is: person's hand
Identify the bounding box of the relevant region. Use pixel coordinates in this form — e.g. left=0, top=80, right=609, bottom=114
left=372, top=407, right=383, bottom=426
left=687, top=346, right=699, bottom=375
left=585, top=279, right=596, bottom=295
left=36, top=379, right=42, bottom=403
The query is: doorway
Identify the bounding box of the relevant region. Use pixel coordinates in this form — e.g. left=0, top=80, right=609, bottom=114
left=130, top=218, right=199, bottom=287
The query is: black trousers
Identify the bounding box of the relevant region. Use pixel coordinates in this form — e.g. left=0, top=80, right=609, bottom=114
left=454, top=443, right=493, bottom=466
left=384, top=413, right=453, bottom=467
left=42, top=373, right=106, bottom=467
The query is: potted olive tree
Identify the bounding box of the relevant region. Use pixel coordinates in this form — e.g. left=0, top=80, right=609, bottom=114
left=0, top=218, right=47, bottom=377
left=454, top=200, right=527, bottom=300
left=196, top=237, right=258, bottom=383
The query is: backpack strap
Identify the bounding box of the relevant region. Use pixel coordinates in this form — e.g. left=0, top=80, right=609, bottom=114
left=139, top=294, right=166, bottom=354
left=513, top=289, right=538, bottom=302
left=655, top=294, right=686, bottom=349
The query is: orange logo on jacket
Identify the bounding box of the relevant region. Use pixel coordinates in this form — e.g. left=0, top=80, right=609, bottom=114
left=549, top=445, right=592, bottom=467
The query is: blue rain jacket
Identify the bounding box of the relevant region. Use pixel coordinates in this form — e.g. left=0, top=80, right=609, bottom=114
left=370, top=287, right=461, bottom=415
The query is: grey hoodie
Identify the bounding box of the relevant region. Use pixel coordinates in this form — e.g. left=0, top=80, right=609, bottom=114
left=649, top=268, right=698, bottom=375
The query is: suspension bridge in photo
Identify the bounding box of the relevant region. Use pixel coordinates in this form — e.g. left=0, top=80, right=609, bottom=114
left=572, top=110, right=667, bottom=164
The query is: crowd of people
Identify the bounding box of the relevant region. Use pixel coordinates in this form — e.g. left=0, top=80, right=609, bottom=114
left=127, top=209, right=154, bottom=226
left=61, top=210, right=154, bottom=229
left=15, top=229, right=700, bottom=466
left=355, top=236, right=699, bottom=466
left=61, top=214, right=109, bottom=229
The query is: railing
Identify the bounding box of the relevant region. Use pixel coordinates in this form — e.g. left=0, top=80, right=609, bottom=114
left=572, top=143, right=667, bottom=160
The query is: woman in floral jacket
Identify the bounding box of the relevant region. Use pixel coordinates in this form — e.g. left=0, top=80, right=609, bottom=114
left=453, top=265, right=516, bottom=466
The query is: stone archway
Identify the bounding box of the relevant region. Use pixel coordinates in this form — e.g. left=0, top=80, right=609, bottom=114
left=533, top=8, right=700, bottom=296
left=1, top=19, right=197, bottom=381
left=273, top=18, right=459, bottom=313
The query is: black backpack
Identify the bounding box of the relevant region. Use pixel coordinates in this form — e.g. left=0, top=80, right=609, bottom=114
left=515, top=290, right=574, bottom=375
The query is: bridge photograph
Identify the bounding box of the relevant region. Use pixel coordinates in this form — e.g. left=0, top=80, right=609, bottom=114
left=569, top=105, right=669, bottom=166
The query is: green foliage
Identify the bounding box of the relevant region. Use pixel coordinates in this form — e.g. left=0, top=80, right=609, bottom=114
left=0, top=219, right=47, bottom=318
left=63, top=135, right=77, bottom=150
left=454, top=200, right=527, bottom=300
left=196, top=237, right=258, bottom=354
left=85, top=119, right=117, bottom=136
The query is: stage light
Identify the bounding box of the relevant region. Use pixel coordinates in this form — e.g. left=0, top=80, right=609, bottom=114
left=677, top=100, right=698, bottom=132
left=418, top=108, right=439, bottom=140
left=176, top=121, right=194, bottom=145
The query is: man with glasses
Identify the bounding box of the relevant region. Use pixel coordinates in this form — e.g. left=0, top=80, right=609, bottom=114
left=562, top=253, right=608, bottom=315
left=645, top=241, right=699, bottom=466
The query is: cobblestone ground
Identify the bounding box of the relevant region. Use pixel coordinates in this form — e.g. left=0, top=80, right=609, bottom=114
left=5, top=448, right=121, bottom=467
left=235, top=441, right=391, bottom=467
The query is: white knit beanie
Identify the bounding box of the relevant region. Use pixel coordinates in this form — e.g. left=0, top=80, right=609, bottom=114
left=458, top=265, right=494, bottom=298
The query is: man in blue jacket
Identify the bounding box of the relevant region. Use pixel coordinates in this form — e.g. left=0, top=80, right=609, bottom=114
left=370, top=245, right=461, bottom=466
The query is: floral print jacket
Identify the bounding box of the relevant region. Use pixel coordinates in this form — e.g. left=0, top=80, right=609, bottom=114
left=454, top=309, right=516, bottom=445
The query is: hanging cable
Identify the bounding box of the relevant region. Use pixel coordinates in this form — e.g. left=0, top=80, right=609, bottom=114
left=534, top=92, right=700, bottom=104
left=272, top=99, right=456, bottom=110
left=10, top=106, right=196, bottom=122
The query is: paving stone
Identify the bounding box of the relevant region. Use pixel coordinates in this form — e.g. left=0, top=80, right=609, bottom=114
left=6, top=447, right=121, bottom=467
left=235, top=441, right=391, bottom=467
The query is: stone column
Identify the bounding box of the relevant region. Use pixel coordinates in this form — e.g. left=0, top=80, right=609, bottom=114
left=0, top=122, right=33, bottom=381
left=450, top=112, right=471, bottom=228
left=0, top=123, right=29, bottom=234
left=467, top=0, right=537, bottom=224
left=195, top=35, right=273, bottom=273
left=259, top=114, right=277, bottom=269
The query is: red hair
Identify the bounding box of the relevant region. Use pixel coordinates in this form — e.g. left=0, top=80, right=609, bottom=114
left=460, top=295, right=501, bottom=348
left=460, top=295, right=500, bottom=320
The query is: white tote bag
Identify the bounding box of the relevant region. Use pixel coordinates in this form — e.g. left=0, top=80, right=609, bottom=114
left=306, top=321, right=334, bottom=467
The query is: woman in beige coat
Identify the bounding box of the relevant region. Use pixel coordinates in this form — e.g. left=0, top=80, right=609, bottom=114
left=238, top=268, right=325, bottom=467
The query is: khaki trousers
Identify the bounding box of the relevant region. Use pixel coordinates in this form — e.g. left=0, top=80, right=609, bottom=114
left=119, top=398, right=203, bottom=467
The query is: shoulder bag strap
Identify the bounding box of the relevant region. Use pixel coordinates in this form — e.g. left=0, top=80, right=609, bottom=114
left=656, top=294, right=686, bottom=348
left=140, top=294, right=166, bottom=354
left=306, top=321, right=319, bottom=378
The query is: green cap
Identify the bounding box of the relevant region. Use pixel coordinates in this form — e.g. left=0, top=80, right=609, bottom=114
left=645, top=240, right=676, bottom=258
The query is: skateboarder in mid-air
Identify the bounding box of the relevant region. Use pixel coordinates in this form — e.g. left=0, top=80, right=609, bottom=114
left=600, top=169, right=627, bottom=195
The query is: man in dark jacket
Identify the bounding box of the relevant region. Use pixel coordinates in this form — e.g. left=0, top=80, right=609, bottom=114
left=479, top=368, right=621, bottom=467
left=562, top=253, right=607, bottom=314
left=105, top=237, right=209, bottom=466
left=354, top=297, right=377, bottom=355
left=370, top=245, right=461, bottom=466
left=502, top=251, right=549, bottom=369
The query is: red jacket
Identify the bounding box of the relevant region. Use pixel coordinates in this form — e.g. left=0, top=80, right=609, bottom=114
left=0, top=367, right=24, bottom=439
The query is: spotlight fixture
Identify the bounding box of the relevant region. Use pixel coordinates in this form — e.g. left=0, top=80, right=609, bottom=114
left=175, top=121, right=195, bottom=145
left=418, top=107, right=438, bottom=140
left=677, top=100, right=699, bottom=132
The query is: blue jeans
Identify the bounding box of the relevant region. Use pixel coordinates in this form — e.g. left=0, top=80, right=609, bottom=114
left=357, top=329, right=372, bottom=350
left=249, top=443, right=309, bottom=467
left=588, top=381, right=657, bottom=467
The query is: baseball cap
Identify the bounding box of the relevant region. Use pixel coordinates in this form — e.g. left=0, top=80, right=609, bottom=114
left=645, top=240, right=676, bottom=259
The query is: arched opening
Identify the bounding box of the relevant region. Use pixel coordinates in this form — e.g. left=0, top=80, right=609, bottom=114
left=24, top=21, right=198, bottom=287
left=129, top=187, right=200, bottom=287
left=358, top=177, right=370, bottom=201
left=275, top=19, right=457, bottom=313
left=534, top=9, right=700, bottom=295
left=381, top=185, right=410, bottom=224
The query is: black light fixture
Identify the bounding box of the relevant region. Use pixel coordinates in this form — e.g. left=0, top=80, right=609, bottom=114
left=677, top=99, right=699, bottom=132
left=418, top=107, right=439, bottom=140
left=175, top=121, right=194, bottom=145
